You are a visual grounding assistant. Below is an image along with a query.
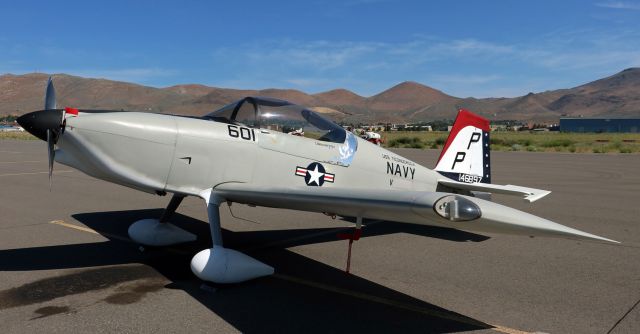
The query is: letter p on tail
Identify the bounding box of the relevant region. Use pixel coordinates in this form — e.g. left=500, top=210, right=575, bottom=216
left=435, top=109, right=491, bottom=184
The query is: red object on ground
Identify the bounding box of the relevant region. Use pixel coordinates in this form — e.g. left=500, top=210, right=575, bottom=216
left=337, top=228, right=363, bottom=273
left=337, top=228, right=362, bottom=241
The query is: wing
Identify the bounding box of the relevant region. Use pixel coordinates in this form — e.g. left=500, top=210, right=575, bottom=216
left=212, top=182, right=616, bottom=243
left=214, top=183, right=446, bottom=225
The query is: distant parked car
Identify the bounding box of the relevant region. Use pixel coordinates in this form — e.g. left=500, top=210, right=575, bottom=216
left=0, top=125, right=23, bottom=132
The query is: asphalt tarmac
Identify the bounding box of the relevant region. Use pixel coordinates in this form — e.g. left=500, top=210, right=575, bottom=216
left=1, top=140, right=639, bottom=334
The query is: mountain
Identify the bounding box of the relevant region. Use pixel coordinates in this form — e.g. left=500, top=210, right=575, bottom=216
left=540, top=68, right=640, bottom=117
left=313, top=89, right=366, bottom=110
left=368, top=81, right=454, bottom=111
left=0, top=73, right=194, bottom=114
left=2, top=68, right=640, bottom=123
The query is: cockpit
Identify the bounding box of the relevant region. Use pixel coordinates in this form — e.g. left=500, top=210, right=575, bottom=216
left=204, top=97, right=347, bottom=144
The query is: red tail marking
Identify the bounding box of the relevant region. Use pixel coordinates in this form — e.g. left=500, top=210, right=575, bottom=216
left=437, top=109, right=490, bottom=164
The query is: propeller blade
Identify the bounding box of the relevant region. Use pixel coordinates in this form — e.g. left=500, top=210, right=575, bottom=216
left=44, top=77, right=56, bottom=110
left=47, top=129, right=55, bottom=190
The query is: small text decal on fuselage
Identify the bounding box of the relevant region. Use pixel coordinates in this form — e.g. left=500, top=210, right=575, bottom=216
left=227, top=125, right=256, bottom=141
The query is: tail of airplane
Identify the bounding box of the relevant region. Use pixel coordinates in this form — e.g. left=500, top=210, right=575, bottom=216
left=435, top=109, right=491, bottom=184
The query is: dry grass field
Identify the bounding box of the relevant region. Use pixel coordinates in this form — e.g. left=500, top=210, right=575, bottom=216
left=0, top=131, right=36, bottom=140
left=383, top=131, right=640, bottom=153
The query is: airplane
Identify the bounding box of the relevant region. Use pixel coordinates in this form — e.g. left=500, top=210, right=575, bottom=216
left=16, top=78, right=618, bottom=284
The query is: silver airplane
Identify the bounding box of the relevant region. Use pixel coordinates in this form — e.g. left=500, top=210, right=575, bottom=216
left=17, top=78, right=617, bottom=284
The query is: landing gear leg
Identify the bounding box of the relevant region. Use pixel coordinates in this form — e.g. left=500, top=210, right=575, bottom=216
left=128, top=194, right=196, bottom=246
left=190, top=190, right=274, bottom=284
left=159, top=194, right=185, bottom=223
left=338, top=216, right=363, bottom=274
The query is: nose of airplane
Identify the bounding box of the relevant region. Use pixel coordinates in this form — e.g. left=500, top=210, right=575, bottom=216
left=17, top=109, right=64, bottom=142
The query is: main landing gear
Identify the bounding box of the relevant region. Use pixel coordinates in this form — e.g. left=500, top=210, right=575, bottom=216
left=127, top=190, right=273, bottom=284
left=190, top=189, right=274, bottom=283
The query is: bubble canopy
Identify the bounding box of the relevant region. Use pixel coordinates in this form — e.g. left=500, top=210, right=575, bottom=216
left=204, top=97, right=346, bottom=143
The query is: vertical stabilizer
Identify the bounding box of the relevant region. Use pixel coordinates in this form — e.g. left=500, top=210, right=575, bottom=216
left=435, top=109, right=490, bottom=184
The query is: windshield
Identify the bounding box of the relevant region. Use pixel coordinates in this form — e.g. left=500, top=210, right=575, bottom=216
left=205, top=97, right=346, bottom=143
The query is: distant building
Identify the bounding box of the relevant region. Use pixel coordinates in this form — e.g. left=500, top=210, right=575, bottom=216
left=560, top=118, right=640, bottom=133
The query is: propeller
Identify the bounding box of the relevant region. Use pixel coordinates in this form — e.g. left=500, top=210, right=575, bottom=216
left=44, top=77, right=57, bottom=189
left=16, top=77, right=65, bottom=190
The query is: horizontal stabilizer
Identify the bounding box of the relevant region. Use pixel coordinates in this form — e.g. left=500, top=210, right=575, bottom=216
left=438, top=179, right=551, bottom=203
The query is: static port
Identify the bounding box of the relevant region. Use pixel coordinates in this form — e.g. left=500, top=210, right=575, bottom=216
left=434, top=195, right=482, bottom=221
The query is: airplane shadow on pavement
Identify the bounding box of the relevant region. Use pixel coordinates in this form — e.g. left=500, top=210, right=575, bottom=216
left=0, top=209, right=491, bottom=333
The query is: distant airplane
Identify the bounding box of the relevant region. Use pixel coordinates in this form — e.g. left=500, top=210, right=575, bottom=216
left=17, top=78, right=617, bottom=284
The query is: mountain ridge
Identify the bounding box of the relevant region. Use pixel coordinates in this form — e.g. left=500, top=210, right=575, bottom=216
left=2, top=68, right=639, bottom=122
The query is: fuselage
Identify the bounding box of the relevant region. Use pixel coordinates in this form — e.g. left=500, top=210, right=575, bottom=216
left=56, top=112, right=442, bottom=198
left=22, top=104, right=614, bottom=246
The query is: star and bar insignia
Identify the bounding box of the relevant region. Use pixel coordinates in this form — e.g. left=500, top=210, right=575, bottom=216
left=295, top=162, right=334, bottom=186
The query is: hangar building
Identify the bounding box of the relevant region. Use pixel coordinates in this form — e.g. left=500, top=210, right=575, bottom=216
left=560, top=118, right=640, bottom=133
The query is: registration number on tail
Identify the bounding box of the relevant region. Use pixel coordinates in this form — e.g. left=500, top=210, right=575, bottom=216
left=459, top=173, right=483, bottom=183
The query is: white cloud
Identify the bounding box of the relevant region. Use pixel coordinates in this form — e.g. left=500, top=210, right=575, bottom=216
left=212, top=38, right=515, bottom=74
left=68, top=68, right=179, bottom=82
left=343, top=0, right=391, bottom=6
left=596, top=1, right=640, bottom=10
left=216, top=40, right=382, bottom=71
left=515, top=28, right=640, bottom=71
left=431, top=39, right=514, bottom=55
left=532, top=50, right=640, bottom=70
left=5, top=28, right=636, bottom=98
left=285, top=78, right=334, bottom=87
left=207, top=31, right=640, bottom=97
left=430, top=74, right=502, bottom=85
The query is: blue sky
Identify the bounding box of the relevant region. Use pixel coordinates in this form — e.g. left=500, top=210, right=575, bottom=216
left=1, top=1, right=639, bottom=97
